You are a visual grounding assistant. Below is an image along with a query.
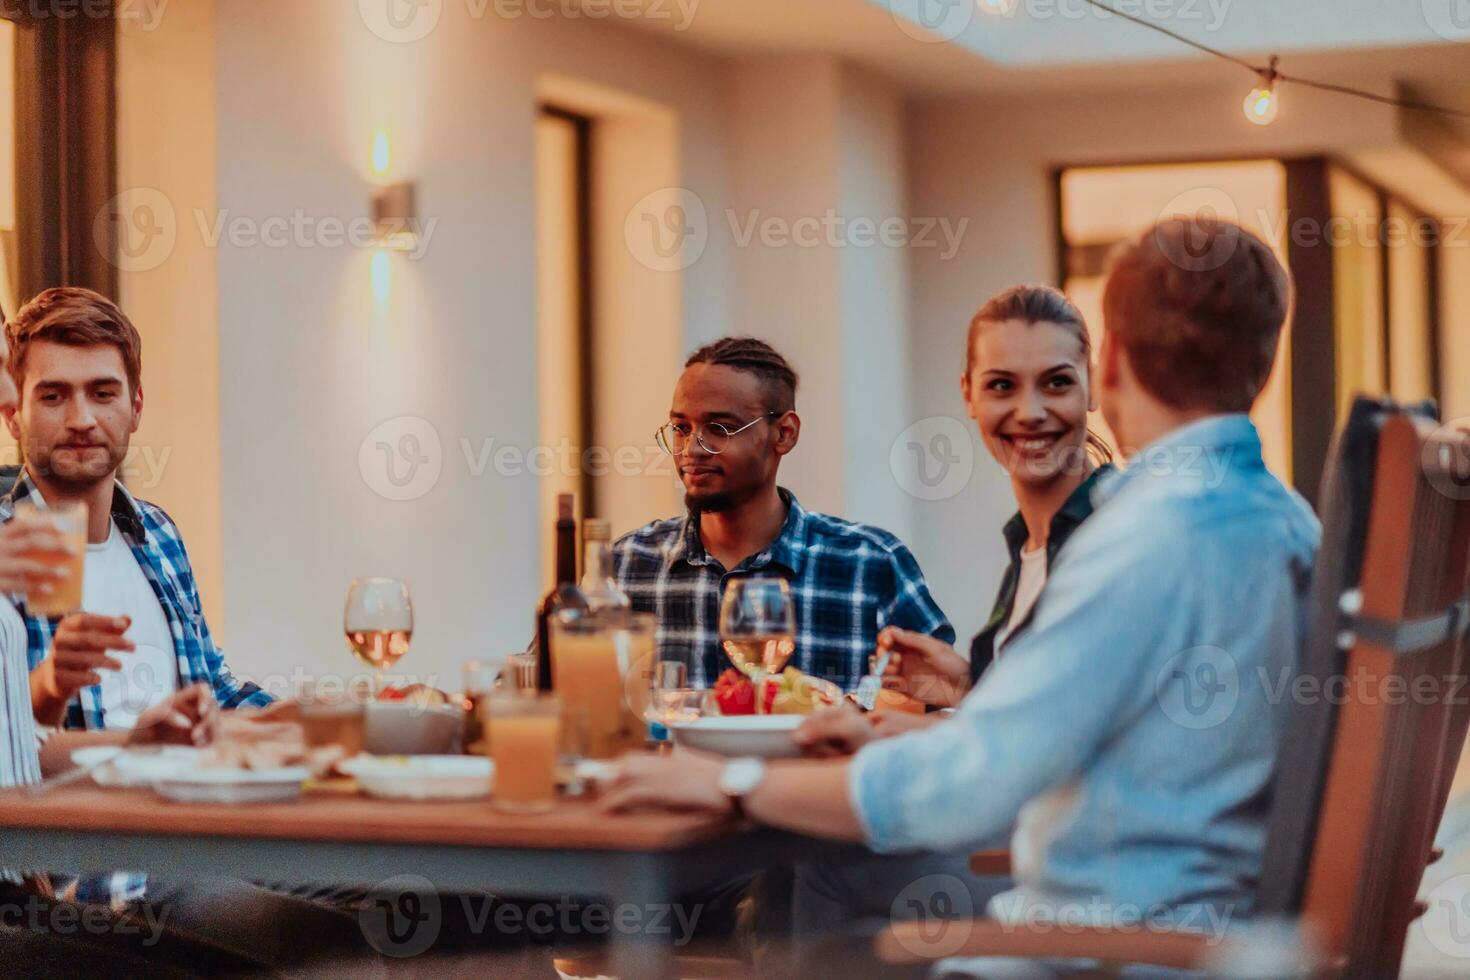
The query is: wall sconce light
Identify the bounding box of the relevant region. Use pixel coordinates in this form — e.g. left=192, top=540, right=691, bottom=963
left=373, top=181, right=418, bottom=252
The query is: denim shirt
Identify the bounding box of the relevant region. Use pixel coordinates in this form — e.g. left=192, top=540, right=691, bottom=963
left=850, top=415, right=1320, bottom=928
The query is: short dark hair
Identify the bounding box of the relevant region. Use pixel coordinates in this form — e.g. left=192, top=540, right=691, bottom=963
left=684, top=337, right=798, bottom=414
left=7, top=287, right=144, bottom=396
left=1103, top=217, right=1290, bottom=414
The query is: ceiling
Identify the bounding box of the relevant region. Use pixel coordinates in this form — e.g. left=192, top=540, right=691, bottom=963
left=606, top=0, right=1470, bottom=136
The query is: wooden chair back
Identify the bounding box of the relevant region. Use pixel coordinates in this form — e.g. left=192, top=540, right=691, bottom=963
left=1259, top=400, right=1470, bottom=977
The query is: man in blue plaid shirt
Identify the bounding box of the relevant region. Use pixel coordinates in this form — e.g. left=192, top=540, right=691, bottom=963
left=1, top=288, right=270, bottom=734
left=615, top=337, right=953, bottom=693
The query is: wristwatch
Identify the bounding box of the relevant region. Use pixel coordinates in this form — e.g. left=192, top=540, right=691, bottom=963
left=718, top=757, right=766, bottom=816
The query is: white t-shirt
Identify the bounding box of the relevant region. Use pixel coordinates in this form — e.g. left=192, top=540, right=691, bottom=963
left=992, top=545, right=1048, bottom=655
left=85, top=521, right=178, bottom=729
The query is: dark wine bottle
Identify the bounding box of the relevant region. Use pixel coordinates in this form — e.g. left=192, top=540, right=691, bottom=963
left=535, top=493, right=587, bottom=691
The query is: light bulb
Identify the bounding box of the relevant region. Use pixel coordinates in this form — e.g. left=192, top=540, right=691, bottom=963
left=1243, top=84, right=1279, bottom=126
left=976, top=0, right=1018, bottom=15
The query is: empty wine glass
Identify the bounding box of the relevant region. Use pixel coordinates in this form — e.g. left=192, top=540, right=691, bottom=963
left=719, top=577, right=796, bottom=716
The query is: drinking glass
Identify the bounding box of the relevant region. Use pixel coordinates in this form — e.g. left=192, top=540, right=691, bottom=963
left=502, top=651, right=539, bottom=694
left=462, top=660, right=495, bottom=754
left=296, top=675, right=370, bottom=756
left=641, top=661, right=703, bottom=727
left=486, top=691, right=561, bottom=813
left=719, top=577, right=796, bottom=715
left=344, top=577, right=413, bottom=689
left=14, top=500, right=87, bottom=617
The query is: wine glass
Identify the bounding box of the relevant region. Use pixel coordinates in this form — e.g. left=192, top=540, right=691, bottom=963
left=642, top=661, right=702, bottom=728
left=719, top=577, right=796, bottom=716
left=344, top=577, right=413, bottom=691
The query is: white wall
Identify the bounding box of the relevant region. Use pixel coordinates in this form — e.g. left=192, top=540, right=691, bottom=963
left=212, top=6, right=738, bottom=687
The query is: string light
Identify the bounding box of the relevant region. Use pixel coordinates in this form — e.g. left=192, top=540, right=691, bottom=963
left=1076, top=0, right=1470, bottom=124
left=1242, top=57, right=1280, bottom=126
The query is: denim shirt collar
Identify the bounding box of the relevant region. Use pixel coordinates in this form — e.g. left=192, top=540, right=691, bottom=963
left=1001, top=464, right=1112, bottom=558
left=1093, top=414, right=1262, bottom=510
left=674, top=486, right=810, bottom=575
left=3, top=469, right=148, bottom=542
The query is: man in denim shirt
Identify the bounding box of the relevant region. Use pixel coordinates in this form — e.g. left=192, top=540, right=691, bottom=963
left=602, top=218, right=1320, bottom=956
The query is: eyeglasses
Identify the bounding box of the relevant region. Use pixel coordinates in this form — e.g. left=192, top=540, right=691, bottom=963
left=655, top=412, right=782, bottom=456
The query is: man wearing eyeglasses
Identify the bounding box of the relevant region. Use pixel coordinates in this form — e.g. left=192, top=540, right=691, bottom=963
left=615, top=337, right=954, bottom=693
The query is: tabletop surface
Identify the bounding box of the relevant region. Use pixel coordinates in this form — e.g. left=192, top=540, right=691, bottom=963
left=0, top=784, right=742, bottom=852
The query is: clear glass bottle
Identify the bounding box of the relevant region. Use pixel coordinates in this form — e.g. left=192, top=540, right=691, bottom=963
left=579, top=518, right=631, bottom=613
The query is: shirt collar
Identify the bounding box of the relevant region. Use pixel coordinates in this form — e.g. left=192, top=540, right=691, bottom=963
left=6, top=469, right=148, bottom=542
left=1001, top=464, right=1112, bottom=556
left=1093, top=413, right=1262, bottom=509
left=673, top=486, right=810, bottom=575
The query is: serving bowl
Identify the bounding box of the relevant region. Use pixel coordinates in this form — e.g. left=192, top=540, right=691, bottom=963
left=363, top=700, right=466, bottom=756
left=668, top=714, right=805, bottom=759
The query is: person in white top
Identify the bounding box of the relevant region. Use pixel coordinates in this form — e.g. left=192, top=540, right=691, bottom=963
left=782, top=285, right=1115, bottom=932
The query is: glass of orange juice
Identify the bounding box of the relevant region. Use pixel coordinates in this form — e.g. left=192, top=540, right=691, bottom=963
left=15, top=500, right=87, bottom=617
left=486, top=691, right=560, bottom=813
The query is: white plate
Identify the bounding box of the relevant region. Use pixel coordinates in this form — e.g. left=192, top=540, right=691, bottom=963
left=72, top=747, right=203, bottom=788
left=341, top=755, right=492, bottom=800
left=668, top=714, right=805, bottom=759
left=153, top=767, right=309, bottom=804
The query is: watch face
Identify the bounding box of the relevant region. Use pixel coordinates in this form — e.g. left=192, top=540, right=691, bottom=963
left=721, top=758, right=765, bottom=797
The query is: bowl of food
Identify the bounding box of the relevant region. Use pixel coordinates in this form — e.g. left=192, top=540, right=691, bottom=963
left=341, top=755, right=492, bottom=800
left=364, top=685, right=465, bottom=756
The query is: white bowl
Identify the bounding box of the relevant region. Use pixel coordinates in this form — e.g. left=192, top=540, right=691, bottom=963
left=153, top=767, right=309, bottom=804
left=73, top=747, right=204, bottom=788
left=668, top=714, right=805, bottom=759
left=341, top=754, right=492, bottom=800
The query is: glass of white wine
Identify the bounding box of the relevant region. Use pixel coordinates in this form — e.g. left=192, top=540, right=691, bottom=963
left=344, top=577, right=413, bottom=690
left=719, top=577, right=796, bottom=716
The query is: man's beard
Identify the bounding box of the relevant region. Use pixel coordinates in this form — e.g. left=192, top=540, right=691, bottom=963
left=684, top=487, right=740, bottom=514
left=28, top=443, right=127, bottom=492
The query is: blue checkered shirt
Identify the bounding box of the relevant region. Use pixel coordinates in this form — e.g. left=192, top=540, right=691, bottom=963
left=2, top=472, right=273, bottom=729
left=612, top=488, right=954, bottom=691
left=1, top=472, right=273, bottom=907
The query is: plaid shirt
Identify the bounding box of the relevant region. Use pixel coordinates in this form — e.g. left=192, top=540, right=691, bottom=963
left=1, top=472, right=272, bottom=907
left=2, top=472, right=272, bottom=730
left=1, top=472, right=273, bottom=731
left=613, top=488, right=954, bottom=691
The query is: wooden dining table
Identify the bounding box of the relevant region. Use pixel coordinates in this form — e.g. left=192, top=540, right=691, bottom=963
left=0, top=781, right=855, bottom=975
